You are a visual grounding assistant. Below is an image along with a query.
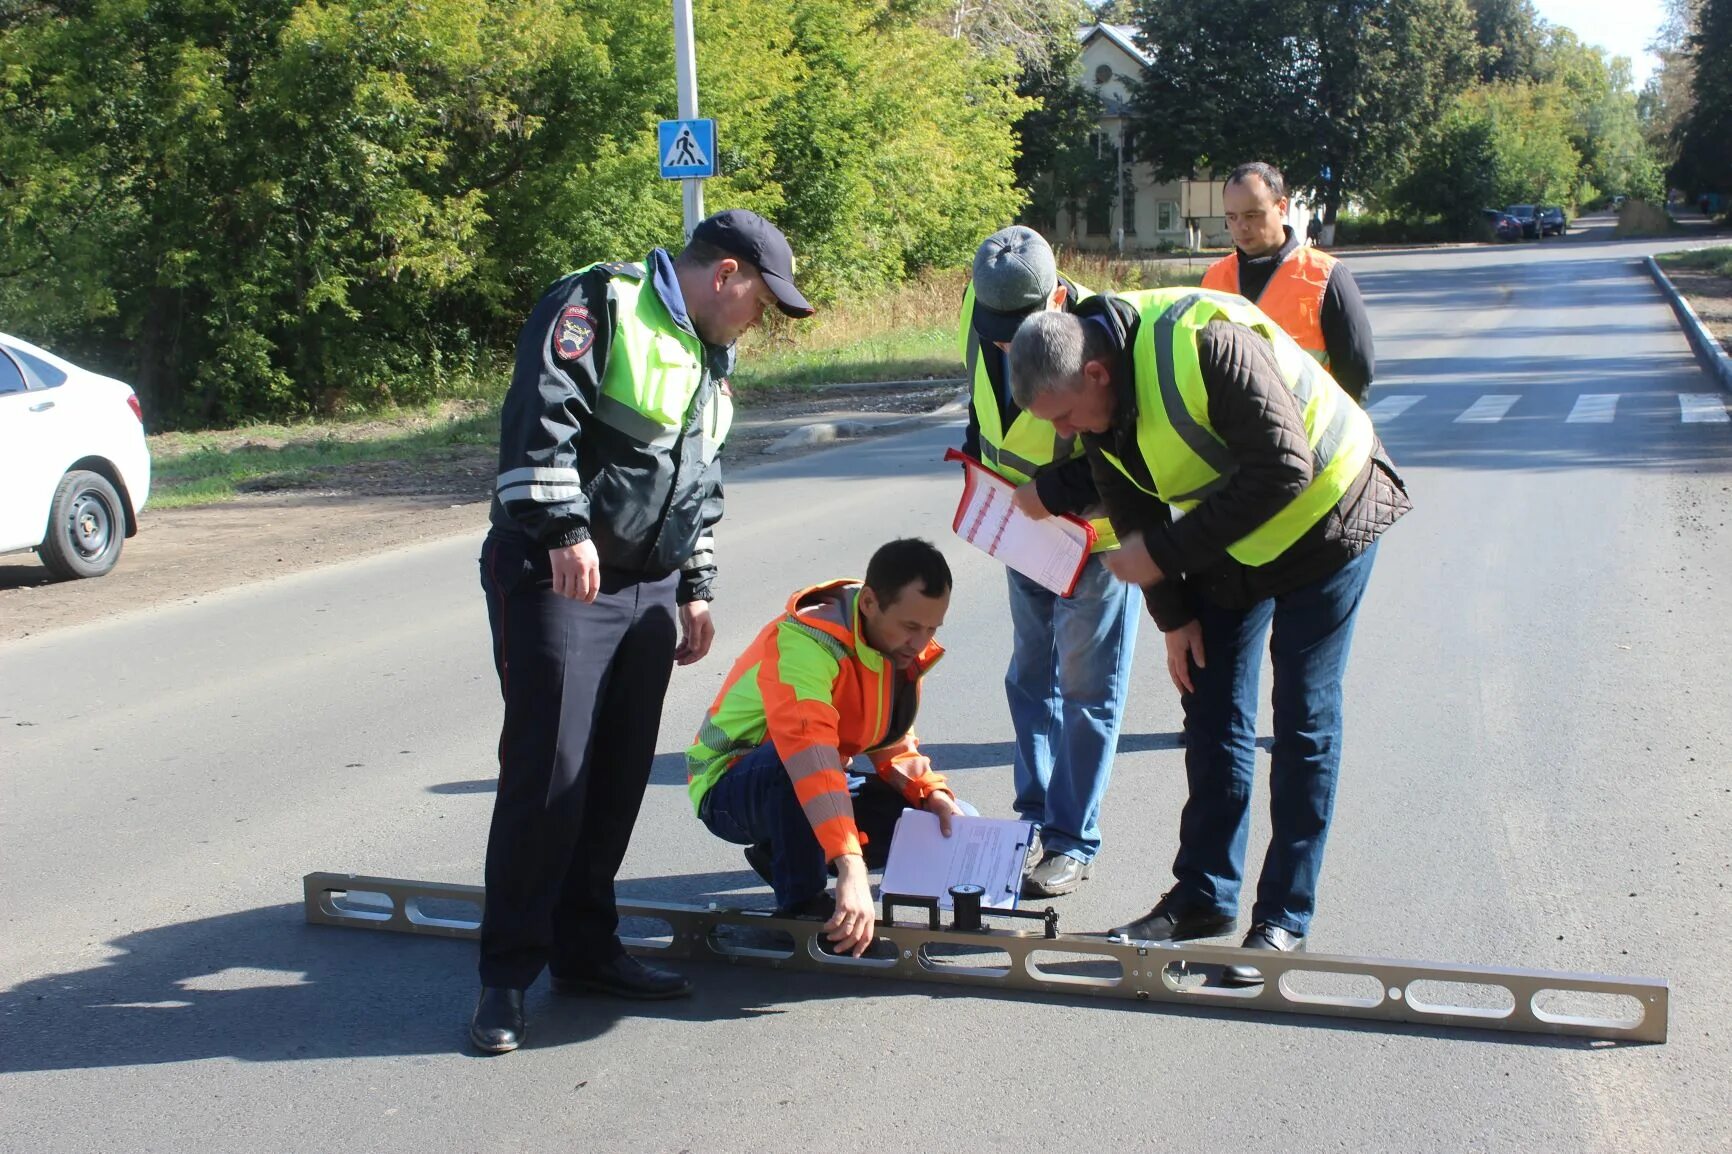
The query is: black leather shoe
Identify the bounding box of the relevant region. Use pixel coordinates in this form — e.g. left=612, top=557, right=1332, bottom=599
left=1022, top=827, right=1044, bottom=873
left=550, top=954, right=693, bottom=1001
left=469, top=987, right=525, bottom=1054
left=1023, top=851, right=1092, bottom=897
left=1222, top=923, right=1306, bottom=987
left=743, top=841, right=773, bottom=886
left=1107, top=889, right=1236, bottom=943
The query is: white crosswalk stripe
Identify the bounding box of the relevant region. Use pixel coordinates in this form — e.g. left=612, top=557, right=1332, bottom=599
left=1566, top=394, right=1619, bottom=423
left=1455, top=394, right=1521, bottom=423
left=1364, top=395, right=1422, bottom=421
left=1351, top=392, right=1732, bottom=425
left=1680, top=394, right=1731, bottom=424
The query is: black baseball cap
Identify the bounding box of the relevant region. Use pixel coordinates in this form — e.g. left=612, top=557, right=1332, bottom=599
left=691, top=209, right=815, bottom=318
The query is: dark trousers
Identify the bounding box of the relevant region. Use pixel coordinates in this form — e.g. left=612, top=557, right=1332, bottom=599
left=1173, top=542, right=1378, bottom=937
left=698, top=741, right=905, bottom=909
left=477, top=529, right=678, bottom=989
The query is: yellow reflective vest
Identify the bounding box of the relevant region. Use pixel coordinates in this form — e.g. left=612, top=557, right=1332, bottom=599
left=959, top=279, right=1118, bottom=552
left=593, top=270, right=732, bottom=459
left=1099, top=288, right=1373, bottom=567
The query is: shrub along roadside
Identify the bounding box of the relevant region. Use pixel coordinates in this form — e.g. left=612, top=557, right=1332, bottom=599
left=0, top=0, right=1028, bottom=431
left=1616, top=201, right=1677, bottom=237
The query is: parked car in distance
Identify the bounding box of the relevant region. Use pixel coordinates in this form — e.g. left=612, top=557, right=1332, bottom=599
left=1481, top=208, right=1522, bottom=242
left=1505, top=204, right=1540, bottom=238
left=0, top=333, right=150, bottom=579
left=1538, top=206, right=1566, bottom=236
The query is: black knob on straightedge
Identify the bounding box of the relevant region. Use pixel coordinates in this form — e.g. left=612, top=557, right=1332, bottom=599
left=949, top=883, right=985, bottom=931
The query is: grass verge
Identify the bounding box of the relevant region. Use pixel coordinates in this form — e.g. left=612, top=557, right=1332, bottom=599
left=1657, top=246, right=1732, bottom=277
left=147, top=255, right=1207, bottom=506
left=732, top=254, right=1204, bottom=393
left=149, top=402, right=497, bottom=507
left=1656, top=246, right=1732, bottom=359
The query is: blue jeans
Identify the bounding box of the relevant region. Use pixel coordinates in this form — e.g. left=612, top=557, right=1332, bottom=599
left=1172, top=542, right=1378, bottom=936
left=699, top=743, right=908, bottom=909
left=1006, top=554, right=1140, bottom=863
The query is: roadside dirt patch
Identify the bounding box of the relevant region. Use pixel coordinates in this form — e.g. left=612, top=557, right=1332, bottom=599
left=0, top=382, right=961, bottom=643
left=0, top=495, right=489, bottom=643
left=1670, top=269, right=1732, bottom=357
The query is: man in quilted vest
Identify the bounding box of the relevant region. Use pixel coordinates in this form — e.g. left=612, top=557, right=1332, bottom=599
left=1009, top=294, right=1410, bottom=986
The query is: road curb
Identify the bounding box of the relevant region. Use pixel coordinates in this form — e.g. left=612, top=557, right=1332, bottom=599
left=764, top=393, right=967, bottom=454
left=1644, top=255, right=1732, bottom=393
left=804, top=377, right=965, bottom=392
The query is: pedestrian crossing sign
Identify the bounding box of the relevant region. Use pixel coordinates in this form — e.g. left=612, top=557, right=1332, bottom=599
left=658, top=118, right=717, bottom=179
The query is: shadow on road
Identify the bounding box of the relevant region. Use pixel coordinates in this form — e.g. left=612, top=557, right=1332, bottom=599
left=0, top=890, right=876, bottom=1072
left=0, top=557, right=54, bottom=590
left=916, top=731, right=1189, bottom=770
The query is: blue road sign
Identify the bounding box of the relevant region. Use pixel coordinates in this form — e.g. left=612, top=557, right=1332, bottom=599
left=659, top=119, right=717, bottom=179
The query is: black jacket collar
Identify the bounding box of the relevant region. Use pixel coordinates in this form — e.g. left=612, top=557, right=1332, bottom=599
left=1072, top=292, right=1143, bottom=436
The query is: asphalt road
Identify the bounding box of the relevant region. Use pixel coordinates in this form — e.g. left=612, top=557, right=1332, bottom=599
left=4, top=219, right=1731, bottom=1152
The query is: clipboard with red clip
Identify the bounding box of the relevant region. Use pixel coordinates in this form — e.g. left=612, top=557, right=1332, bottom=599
left=945, top=448, right=1095, bottom=598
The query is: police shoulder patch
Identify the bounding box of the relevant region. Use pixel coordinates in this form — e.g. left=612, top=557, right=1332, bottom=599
left=554, top=305, right=595, bottom=361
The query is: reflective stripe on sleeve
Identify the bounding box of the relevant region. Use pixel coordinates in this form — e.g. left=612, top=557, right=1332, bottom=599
left=496, top=465, right=579, bottom=488
left=496, top=482, right=582, bottom=505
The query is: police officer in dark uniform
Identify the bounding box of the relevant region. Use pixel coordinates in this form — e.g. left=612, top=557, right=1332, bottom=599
left=471, top=210, right=814, bottom=1054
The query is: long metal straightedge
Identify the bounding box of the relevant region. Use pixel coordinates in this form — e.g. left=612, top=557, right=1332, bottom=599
left=303, top=872, right=1667, bottom=1044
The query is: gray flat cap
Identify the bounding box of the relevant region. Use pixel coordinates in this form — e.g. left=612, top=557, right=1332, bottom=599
left=971, top=226, right=1058, bottom=344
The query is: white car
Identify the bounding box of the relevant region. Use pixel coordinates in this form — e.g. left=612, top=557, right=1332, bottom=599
left=0, top=332, right=150, bottom=579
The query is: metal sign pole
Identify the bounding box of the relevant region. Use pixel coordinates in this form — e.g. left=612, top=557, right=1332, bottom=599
left=672, top=0, right=704, bottom=236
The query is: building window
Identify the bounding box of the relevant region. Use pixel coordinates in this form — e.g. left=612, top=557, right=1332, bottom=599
left=1121, top=167, right=1136, bottom=235
left=1086, top=189, right=1112, bottom=236
left=1157, top=200, right=1180, bottom=232
left=1095, top=63, right=1113, bottom=85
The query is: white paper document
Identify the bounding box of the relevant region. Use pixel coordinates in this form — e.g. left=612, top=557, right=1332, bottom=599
left=946, top=450, right=1093, bottom=597
left=878, top=809, right=1034, bottom=911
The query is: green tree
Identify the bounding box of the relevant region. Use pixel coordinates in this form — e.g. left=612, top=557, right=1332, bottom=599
left=0, top=0, right=647, bottom=423
left=1389, top=102, right=1502, bottom=227
left=1010, top=25, right=1117, bottom=231
left=1535, top=29, right=1656, bottom=202
left=1391, top=21, right=1670, bottom=229
left=0, top=0, right=1034, bottom=427
left=1391, top=80, right=1581, bottom=225
left=756, top=0, right=1027, bottom=295
left=1125, top=0, right=1479, bottom=223
left=1467, top=0, right=1544, bottom=82
left=1640, top=0, right=1699, bottom=170
left=935, top=0, right=1088, bottom=68
left=1473, top=81, right=1583, bottom=204
left=1671, top=0, right=1731, bottom=200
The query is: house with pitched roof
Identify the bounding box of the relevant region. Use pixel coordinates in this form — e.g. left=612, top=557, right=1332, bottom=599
left=1045, top=24, right=1314, bottom=253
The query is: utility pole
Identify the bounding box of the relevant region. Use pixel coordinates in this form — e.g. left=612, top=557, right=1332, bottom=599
left=1114, top=128, right=1125, bottom=255
left=672, top=0, right=704, bottom=236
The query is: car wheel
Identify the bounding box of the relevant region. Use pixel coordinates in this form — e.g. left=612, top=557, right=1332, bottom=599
left=38, top=469, right=125, bottom=580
